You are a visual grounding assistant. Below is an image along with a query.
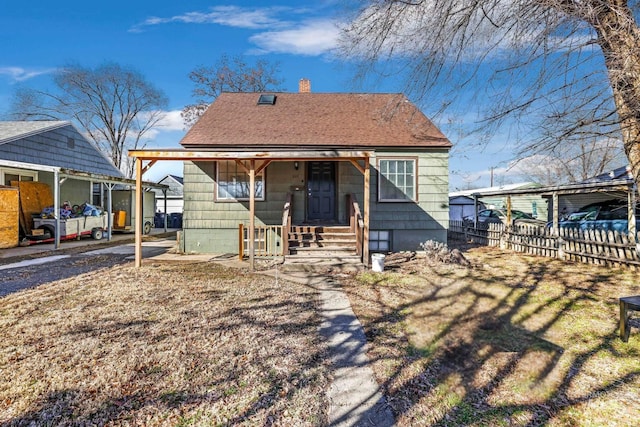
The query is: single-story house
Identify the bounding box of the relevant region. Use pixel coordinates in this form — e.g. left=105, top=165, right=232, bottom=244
left=0, top=121, right=124, bottom=199
left=129, top=80, right=452, bottom=266
left=151, top=174, right=183, bottom=214
left=0, top=120, right=165, bottom=247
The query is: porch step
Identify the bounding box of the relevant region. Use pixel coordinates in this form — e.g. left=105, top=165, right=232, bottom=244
left=288, top=246, right=358, bottom=256
left=281, top=255, right=365, bottom=273
left=287, top=225, right=359, bottom=258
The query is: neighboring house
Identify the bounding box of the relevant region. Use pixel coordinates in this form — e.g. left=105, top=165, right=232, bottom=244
left=152, top=174, right=184, bottom=214
left=0, top=120, right=164, bottom=244
left=130, top=83, right=452, bottom=262
left=0, top=121, right=124, bottom=203
left=450, top=183, right=547, bottom=220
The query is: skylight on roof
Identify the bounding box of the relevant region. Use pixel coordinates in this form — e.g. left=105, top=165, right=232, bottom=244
left=257, top=94, right=276, bottom=105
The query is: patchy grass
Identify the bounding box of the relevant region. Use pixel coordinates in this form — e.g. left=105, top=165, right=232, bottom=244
left=341, top=246, right=640, bottom=426
left=0, top=261, right=329, bottom=426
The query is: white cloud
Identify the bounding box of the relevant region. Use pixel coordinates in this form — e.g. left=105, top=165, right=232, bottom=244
left=129, top=6, right=290, bottom=32
left=129, top=6, right=340, bottom=56
left=137, top=110, right=186, bottom=142
left=249, top=20, right=340, bottom=56
left=156, top=110, right=185, bottom=132
left=0, top=66, right=57, bottom=82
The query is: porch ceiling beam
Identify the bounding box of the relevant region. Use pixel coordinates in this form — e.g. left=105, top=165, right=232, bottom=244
left=128, top=149, right=375, bottom=161
left=141, top=160, right=157, bottom=175
left=235, top=159, right=249, bottom=173
left=254, top=160, right=271, bottom=175
left=235, top=159, right=271, bottom=175
left=349, top=158, right=366, bottom=175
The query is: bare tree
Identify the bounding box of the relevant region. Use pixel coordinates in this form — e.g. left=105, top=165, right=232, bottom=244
left=182, top=54, right=284, bottom=128
left=512, top=136, right=626, bottom=185
left=340, top=1, right=640, bottom=188
left=11, top=62, right=168, bottom=178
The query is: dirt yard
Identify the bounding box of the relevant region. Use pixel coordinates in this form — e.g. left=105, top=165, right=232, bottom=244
left=341, top=246, right=640, bottom=426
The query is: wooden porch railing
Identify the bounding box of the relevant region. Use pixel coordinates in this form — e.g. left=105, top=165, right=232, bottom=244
left=348, top=193, right=365, bottom=260
left=238, top=224, right=284, bottom=260
left=237, top=193, right=292, bottom=261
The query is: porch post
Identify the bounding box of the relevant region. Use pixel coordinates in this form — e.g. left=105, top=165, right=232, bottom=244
left=363, top=156, right=370, bottom=265
left=249, top=160, right=256, bottom=272
left=135, top=157, right=143, bottom=268
left=54, top=170, right=60, bottom=250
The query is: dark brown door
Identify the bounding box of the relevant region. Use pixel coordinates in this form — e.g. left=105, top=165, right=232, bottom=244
left=307, top=161, right=336, bottom=221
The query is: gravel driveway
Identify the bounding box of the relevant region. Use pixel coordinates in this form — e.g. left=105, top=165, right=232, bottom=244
left=0, top=253, right=132, bottom=297
left=0, top=238, right=175, bottom=297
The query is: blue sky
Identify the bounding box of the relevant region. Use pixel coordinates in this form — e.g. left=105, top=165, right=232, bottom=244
left=0, top=1, right=526, bottom=189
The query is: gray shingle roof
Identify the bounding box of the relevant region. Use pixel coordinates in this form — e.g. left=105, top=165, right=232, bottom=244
left=0, top=121, right=69, bottom=145
left=0, top=121, right=124, bottom=178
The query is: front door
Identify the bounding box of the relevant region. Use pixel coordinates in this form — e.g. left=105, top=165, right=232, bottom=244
left=307, top=161, right=336, bottom=221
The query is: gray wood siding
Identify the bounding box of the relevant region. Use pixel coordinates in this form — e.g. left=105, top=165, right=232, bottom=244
left=369, top=149, right=449, bottom=249
left=0, top=125, right=123, bottom=177
left=183, top=150, right=450, bottom=253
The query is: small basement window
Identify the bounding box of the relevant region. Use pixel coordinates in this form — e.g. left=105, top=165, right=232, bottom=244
left=369, top=230, right=391, bottom=251
left=257, top=94, right=276, bottom=105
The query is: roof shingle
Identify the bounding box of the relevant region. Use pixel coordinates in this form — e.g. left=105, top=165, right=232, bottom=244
left=180, top=93, right=451, bottom=149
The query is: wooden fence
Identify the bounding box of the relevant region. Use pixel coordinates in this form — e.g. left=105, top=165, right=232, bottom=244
left=449, top=220, right=640, bottom=267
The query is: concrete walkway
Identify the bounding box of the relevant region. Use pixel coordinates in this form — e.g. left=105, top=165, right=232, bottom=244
left=264, top=267, right=395, bottom=427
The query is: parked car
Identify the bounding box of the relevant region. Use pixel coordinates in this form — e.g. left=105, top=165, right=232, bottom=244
left=463, top=209, right=545, bottom=226
left=556, top=200, right=639, bottom=232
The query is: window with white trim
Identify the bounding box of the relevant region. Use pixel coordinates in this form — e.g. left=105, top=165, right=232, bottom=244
left=1, top=168, right=37, bottom=186
left=378, top=158, right=416, bottom=201
left=369, top=230, right=391, bottom=251
left=216, top=160, right=265, bottom=201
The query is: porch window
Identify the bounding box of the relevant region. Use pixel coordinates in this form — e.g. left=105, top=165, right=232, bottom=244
left=369, top=230, right=391, bottom=251
left=2, top=168, right=37, bottom=186
left=378, top=158, right=416, bottom=201
left=216, top=160, right=265, bottom=201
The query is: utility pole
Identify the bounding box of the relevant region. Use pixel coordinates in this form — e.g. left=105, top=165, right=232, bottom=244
left=490, top=167, right=494, bottom=187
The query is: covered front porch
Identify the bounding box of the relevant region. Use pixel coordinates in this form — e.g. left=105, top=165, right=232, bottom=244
left=128, top=149, right=374, bottom=270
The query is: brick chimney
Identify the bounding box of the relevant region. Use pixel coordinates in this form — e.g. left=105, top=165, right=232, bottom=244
left=299, top=78, right=311, bottom=93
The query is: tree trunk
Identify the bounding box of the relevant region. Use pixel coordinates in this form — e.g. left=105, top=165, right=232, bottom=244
left=591, top=4, right=640, bottom=190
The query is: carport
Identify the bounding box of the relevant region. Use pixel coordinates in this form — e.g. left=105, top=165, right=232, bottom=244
left=467, top=179, right=638, bottom=236
left=1, top=158, right=168, bottom=249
